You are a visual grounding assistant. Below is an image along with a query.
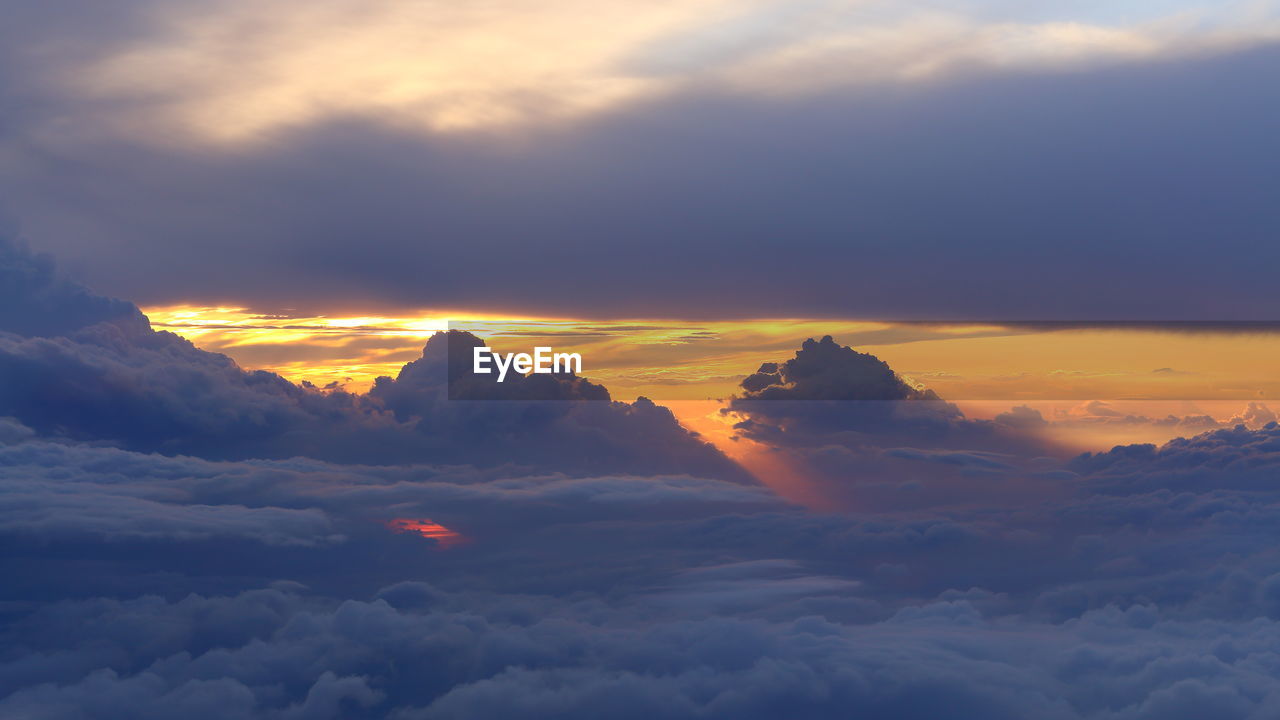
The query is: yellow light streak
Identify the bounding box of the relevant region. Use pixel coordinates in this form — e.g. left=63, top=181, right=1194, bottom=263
left=143, top=305, right=1280, bottom=451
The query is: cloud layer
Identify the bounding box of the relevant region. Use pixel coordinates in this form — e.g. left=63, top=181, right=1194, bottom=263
left=4, top=11, right=1280, bottom=713
left=7, top=406, right=1280, bottom=717
left=5, top=244, right=1280, bottom=716
left=2, top=2, right=1279, bottom=320
left=48, top=0, right=1280, bottom=143
left=0, top=238, right=746, bottom=481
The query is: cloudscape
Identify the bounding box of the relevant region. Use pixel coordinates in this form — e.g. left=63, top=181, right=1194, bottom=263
left=2, top=1, right=1280, bottom=718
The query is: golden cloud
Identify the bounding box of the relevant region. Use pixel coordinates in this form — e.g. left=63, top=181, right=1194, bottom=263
left=67, top=0, right=1280, bottom=146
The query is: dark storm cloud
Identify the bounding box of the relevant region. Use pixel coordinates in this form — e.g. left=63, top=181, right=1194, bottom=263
left=1, top=26, right=1278, bottom=319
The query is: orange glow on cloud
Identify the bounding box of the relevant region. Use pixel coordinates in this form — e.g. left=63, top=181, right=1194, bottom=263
left=144, top=305, right=1280, bottom=400
left=144, top=304, right=1280, bottom=452
left=70, top=0, right=1280, bottom=146
left=669, top=401, right=835, bottom=510
left=385, top=518, right=466, bottom=548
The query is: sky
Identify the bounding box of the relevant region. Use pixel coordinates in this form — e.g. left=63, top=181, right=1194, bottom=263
left=3, top=1, right=1280, bottom=718
left=140, top=306, right=1280, bottom=450
left=2, top=0, right=1279, bottom=319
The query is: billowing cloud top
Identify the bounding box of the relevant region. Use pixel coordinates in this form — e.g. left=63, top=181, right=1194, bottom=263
left=0, top=237, right=747, bottom=480
left=0, top=240, right=143, bottom=337
left=737, top=335, right=934, bottom=401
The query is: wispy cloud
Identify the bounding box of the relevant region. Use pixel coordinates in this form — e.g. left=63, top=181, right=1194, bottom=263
left=65, top=0, right=1280, bottom=144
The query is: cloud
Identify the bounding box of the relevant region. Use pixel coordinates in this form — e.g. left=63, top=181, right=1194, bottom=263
left=0, top=417, right=35, bottom=444
left=1069, top=421, right=1280, bottom=494
left=7, top=373, right=1280, bottom=717
left=724, top=335, right=1062, bottom=509
left=5, top=32, right=1280, bottom=320
left=353, top=328, right=751, bottom=479
left=12, top=561, right=1280, bottom=719
left=0, top=238, right=747, bottom=480
left=0, top=239, right=143, bottom=337
left=736, top=335, right=933, bottom=402
left=6, top=59, right=1280, bottom=715
left=1227, top=401, right=1278, bottom=428
left=653, top=559, right=861, bottom=612
left=994, top=405, right=1050, bottom=429
left=0, top=431, right=783, bottom=607
left=33, top=0, right=1280, bottom=145
left=73, top=0, right=740, bottom=142
left=1045, top=400, right=1273, bottom=434
left=727, top=335, right=966, bottom=443
left=722, top=335, right=1280, bottom=505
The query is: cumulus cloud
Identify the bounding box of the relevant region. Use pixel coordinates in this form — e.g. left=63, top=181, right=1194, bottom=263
left=1227, top=402, right=1278, bottom=428
left=725, top=335, right=1062, bottom=509
left=363, top=329, right=748, bottom=479
left=1045, top=400, right=1273, bottom=434
left=725, top=338, right=1280, bottom=512
left=1070, top=421, right=1280, bottom=494
left=0, top=238, right=745, bottom=480
left=736, top=335, right=935, bottom=402
left=728, top=335, right=964, bottom=443
left=994, top=404, right=1050, bottom=429
left=0, top=239, right=143, bottom=337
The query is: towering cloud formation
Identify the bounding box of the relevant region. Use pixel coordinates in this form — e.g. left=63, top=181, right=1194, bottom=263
left=738, top=335, right=936, bottom=402
left=728, top=335, right=1060, bottom=510
left=0, top=239, right=143, bottom=337
left=366, top=329, right=749, bottom=478
left=730, top=334, right=960, bottom=438
left=0, top=238, right=744, bottom=479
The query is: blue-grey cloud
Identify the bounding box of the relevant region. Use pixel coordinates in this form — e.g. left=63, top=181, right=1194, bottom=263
left=0, top=238, right=746, bottom=481
left=726, top=335, right=1064, bottom=509
left=1, top=25, right=1277, bottom=320
left=8, top=408, right=1280, bottom=717
left=4, top=40, right=1280, bottom=713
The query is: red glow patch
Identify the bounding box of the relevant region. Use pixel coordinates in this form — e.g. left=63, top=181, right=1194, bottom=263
left=385, top=518, right=466, bottom=548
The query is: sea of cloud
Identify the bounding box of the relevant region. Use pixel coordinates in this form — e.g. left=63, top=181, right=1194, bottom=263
left=4, top=237, right=1280, bottom=718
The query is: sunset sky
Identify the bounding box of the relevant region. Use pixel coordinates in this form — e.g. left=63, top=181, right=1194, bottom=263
left=2, top=1, right=1280, bottom=718
left=4, top=0, right=1280, bottom=321
left=143, top=305, right=1280, bottom=450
